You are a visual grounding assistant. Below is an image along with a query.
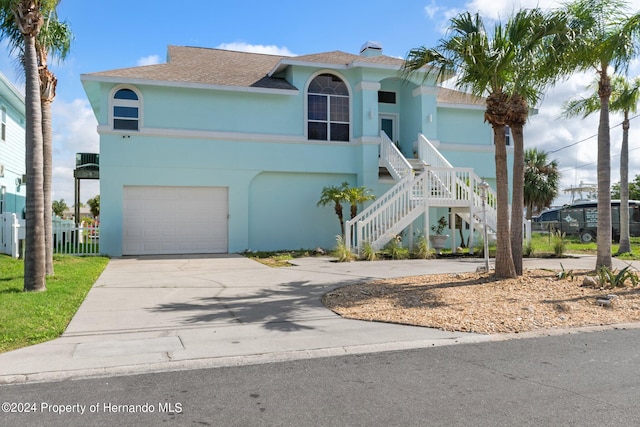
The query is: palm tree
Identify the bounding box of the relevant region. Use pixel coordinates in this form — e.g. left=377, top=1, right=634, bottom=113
left=563, top=75, right=640, bottom=254
left=504, top=8, right=568, bottom=275
left=51, top=198, right=67, bottom=217
left=343, top=186, right=375, bottom=220
left=1, top=1, right=71, bottom=276
left=38, top=13, right=71, bottom=276
left=317, top=182, right=349, bottom=237
left=402, top=11, right=558, bottom=278
left=0, top=0, right=50, bottom=291
left=557, top=0, right=640, bottom=268
left=523, top=148, right=560, bottom=220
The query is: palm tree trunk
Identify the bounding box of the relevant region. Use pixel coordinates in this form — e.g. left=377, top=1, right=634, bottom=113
left=596, top=72, right=612, bottom=270
left=510, top=123, right=524, bottom=275
left=23, top=31, right=46, bottom=292
left=335, top=203, right=345, bottom=237
left=618, top=113, right=631, bottom=254
left=493, top=124, right=516, bottom=279
left=41, top=67, right=56, bottom=276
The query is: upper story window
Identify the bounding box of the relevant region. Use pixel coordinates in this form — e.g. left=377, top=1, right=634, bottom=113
left=378, top=91, right=396, bottom=104
left=307, top=73, right=350, bottom=142
left=1, top=106, right=6, bottom=141
left=113, top=88, right=139, bottom=131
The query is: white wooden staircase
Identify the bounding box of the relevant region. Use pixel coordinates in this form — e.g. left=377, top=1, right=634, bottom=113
left=345, top=133, right=499, bottom=254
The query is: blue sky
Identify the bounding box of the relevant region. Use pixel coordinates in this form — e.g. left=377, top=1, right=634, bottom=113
left=1, top=0, right=640, bottom=205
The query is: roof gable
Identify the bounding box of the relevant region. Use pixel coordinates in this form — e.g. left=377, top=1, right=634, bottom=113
left=84, top=46, right=297, bottom=91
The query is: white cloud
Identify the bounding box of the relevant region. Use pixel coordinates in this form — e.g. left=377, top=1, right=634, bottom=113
left=216, top=42, right=295, bottom=57
left=137, top=55, right=161, bottom=66
left=51, top=99, right=100, bottom=204
left=465, top=0, right=640, bottom=21
left=425, top=0, right=442, bottom=19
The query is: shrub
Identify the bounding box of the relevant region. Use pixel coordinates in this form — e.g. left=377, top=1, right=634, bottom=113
left=523, top=239, right=535, bottom=257
left=411, top=235, right=433, bottom=259
left=361, top=241, right=377, bottom=261
left=384, top=235, right=409, bottom=260
left=552, top=230, right=566, bottom=257
left=332, top=235, right=355, bottom=262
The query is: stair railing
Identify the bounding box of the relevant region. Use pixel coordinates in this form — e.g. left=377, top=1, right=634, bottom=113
left=417, top=134, right=452, bottom=168
left=380, top=131, right=413, bottom=181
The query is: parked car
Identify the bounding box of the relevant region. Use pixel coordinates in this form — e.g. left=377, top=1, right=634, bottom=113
left=534, top=200, right=640, bottom=242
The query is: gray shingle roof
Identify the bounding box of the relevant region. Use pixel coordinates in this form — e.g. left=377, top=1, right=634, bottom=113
left=437, top=87, right=486, bottom=106
left=292, top=50, right=405, bottom=67
left=86, top=46, right=297, bottom=90
left=84, top=45, right=484, bottom=108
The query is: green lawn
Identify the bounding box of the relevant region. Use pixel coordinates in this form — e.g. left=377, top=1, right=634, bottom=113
left=529, top=233, right=640, bottom=259
left=0, top=254, right=109, bottom=353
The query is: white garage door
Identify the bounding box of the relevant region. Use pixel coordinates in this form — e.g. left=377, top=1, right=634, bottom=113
left=123, top=186, right=228, bottom=255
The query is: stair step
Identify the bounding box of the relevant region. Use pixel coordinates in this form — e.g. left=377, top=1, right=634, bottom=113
left=407, top=159, right=427, bottom=171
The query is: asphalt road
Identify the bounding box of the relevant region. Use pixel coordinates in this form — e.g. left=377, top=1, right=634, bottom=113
left=2, top=327, right=640, bottom=427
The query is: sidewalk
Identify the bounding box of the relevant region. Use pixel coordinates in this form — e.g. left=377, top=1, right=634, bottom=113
left=0, top=254, right=637, bottom=385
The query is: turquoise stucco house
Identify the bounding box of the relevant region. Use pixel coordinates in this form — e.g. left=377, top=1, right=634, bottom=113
left=81, top=42, right=512, bottom=256
left=0, top=72, right=26, bottom=218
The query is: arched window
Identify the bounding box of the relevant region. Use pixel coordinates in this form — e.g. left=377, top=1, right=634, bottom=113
left=113, top=88, right=139, bottom=131
left=307, top=73, right=350, bottom=141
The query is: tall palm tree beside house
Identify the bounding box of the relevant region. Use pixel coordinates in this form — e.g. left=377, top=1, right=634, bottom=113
left=317, top=182, right=349, bottom=237
left=562, top=75, right=640, bottom=254
left=1, top=2, right=71, bottom=276
left=523, top=148, right=560, bottom=220
left=504, top=8, right=568, bottom=275
left=556, top=0, right=640, bottom=269
left=38, top=13, right=71, bottom=276
left=0, top=0, right=54, bottom=291
left=402, top=11, right=557, bottom=278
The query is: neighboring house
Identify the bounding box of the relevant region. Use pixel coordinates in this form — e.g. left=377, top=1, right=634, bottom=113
left=0, top=72, right=26, bottom=218
left=81, top=42, right=512, bottom=256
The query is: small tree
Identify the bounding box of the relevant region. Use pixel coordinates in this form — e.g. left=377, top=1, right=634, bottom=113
left=317, top=182, right=348, bottom=237
left=612, top=175, right=640, bottom=200
left=343, top=186, right=376, bottom=220
left=87, top=195, right=100, bottom=218
left=51, top=198, right=67, bottom=217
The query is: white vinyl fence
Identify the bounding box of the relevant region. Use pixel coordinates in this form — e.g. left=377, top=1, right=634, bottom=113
left=1, top=212, right=100, bottom=258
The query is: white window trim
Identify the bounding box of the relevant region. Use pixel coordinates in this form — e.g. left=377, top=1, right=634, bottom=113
left=108, top=85, right=143, bottom=132
left=304, top=70, right=352, bottom=142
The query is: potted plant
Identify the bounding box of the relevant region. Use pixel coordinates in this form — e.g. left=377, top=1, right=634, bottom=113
left=429, top=216, right=449, bottom=253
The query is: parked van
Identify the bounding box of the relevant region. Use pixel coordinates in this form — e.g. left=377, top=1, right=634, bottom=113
left=535, top=200, right=640, bottom=242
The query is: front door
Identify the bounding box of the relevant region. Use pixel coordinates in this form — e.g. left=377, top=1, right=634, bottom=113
left=380, top=115, right=396, bottom=142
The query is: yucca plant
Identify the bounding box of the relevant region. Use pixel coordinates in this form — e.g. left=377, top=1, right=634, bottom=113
left=597, top=265, right=639, bottom=288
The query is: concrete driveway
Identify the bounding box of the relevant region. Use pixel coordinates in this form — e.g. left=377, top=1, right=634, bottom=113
left=0, top=254, right=492, bottom=384
left=1, top=254, right=637, bottom=384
